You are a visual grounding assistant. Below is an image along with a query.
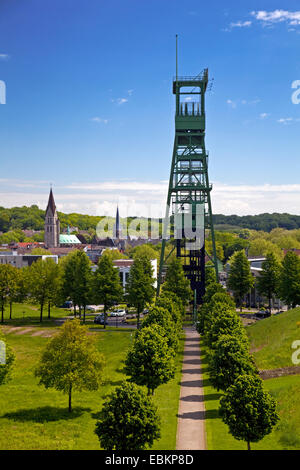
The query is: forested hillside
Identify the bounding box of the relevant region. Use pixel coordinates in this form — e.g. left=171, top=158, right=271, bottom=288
left=1, top=206, right=300, bottom=234
left=213, top=213, right=300, bottom=232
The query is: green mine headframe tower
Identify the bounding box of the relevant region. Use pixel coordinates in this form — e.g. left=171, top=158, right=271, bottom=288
left=157, top=50, right=219, bottom=305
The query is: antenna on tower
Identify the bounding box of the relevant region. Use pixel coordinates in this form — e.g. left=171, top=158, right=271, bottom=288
left=176, top=34, right=178, bottom=82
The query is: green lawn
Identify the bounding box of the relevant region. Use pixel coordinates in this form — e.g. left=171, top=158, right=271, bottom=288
left=0, top=302, right=70, bottom=326
left=0, top=327, right=183, bottom=450
left=246, top=307, right=300, bottom=369
left=201, top=341, right=300, bottom=450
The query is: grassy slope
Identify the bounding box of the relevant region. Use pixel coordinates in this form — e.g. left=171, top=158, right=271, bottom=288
left=246, top=308, right=300, bottom=370
left=0, top=328, right=183, bottom=450
left=201, top=343, right=300, bottom=450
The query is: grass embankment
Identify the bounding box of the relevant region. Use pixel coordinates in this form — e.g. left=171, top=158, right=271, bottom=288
left=201, top=342, right=300, bottom=450
left=0, top=327, right=183, bottom=450
left=247, top=307, right=300, bottom=370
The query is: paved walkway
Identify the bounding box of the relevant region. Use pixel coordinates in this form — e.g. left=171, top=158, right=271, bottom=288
left=176, top=327, right=206, bottom=450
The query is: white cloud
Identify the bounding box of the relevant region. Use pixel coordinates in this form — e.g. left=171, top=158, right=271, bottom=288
left=0, top=54, right=9, bottom=60
left=127, top=89, right=134, bottom=96
left=251, top=10, right=300, bottom=26
left=230, top=21, right=252, bottom=28
left=227, top=99, right=236, bottom=108
left=3, top=179, right=300, bottom=217
left=277, top=117, right=293, bottom=124
left=111, top=98, right=128, bottom=105
left=260, top=113, right=270, bottom=119
left=227, top=98, right=260, bottom=108
left=90, top=117, right=109, bottom=124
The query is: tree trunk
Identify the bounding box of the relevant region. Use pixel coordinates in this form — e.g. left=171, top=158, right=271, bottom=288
left=48, top=301, right=51, bottom=319
left=247, top=441, right=251, bottom=451
left=79, top=305, right=82, bottom=319
left=68, top=384, right=72, bottom=413
left=83, top=305, right=86, bottom=324
left=1, top=304, right=4, bottom=324
left=269, top=294, right=272, bottom=313
left=103, top=305, right=107, bottom=330
left=9, top=302, right=12, bottom=320
left=73, top=305, right=76, bottom=318
left=40, top=301, right=44, bottom=323
left=137, top=305, right=141, bottom=329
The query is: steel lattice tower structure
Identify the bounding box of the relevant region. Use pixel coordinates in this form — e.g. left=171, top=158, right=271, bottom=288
left=157, top=48, right=218, bottom=305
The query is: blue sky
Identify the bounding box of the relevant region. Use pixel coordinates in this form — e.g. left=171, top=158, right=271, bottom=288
left=1, top=0, right=300, bottom=216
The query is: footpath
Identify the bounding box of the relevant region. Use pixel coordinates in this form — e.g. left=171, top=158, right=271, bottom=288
left=176, top=327, right=206, bottom=450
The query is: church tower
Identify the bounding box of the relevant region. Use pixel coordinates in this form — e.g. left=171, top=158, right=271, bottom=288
left=113, top=206, right=122, bottom=239
left=44, top=188, right=60, bottom=248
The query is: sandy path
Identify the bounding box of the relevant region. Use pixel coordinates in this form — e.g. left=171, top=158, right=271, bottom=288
left=176, top=328, right=206, bottom=450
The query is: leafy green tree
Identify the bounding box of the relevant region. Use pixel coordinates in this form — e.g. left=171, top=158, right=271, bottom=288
left=101, top=248, right=128, bottom=260
left=162, top=258, right=192, bottom=306
left=35, top=319, right=105, bottom=412
left=95, top=381, right=161, bottom=450
left=125, top=324, right=175, bottom=395
left=197, top=290, right=235, bottom=335
left=0, top=331, right=15, bottom=385
left=131, top=244, right=159, bottom=262
left=248, top=238, right=283, bottom=260
left=8, top=267, right=28, bottom=319
left=227, top=250, right=254, bottom=311
left=141, top=306, right=179, bottom=354
left=92, top=254, right=123, bottom=328
left=0, top=264, right=17, bottom=323
left=219, top=374, right=279, bottom=450
left=257, top=252, right=281, bottom=311
left=208, top=334, right=257, bottom=391
left=31, top=247, right=51, bottom=255
left=206, top=305, right=247, bottom=349
left=26, top=258, right=60, bottom=322
left=155, top=293, right=183, bottom=330
left=61, top=251, right=92, bottom=322
left=278, top=251, right=300, bottom=308
left=126, top=255, right=155, bottom=328
left=46, top=263, right=63, bottom=319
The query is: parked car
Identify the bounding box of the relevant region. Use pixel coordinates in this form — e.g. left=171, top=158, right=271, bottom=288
left=86, top=305, right=100, bottom=312
left=59, top=300, right=73, bottom=309
left=115, top=309, right=126, bottom=317
left=255, top=310, right=271, bottom=319
left=109, top=309, right=126, bottom=317
left=94, top=315, right=108, bottom=325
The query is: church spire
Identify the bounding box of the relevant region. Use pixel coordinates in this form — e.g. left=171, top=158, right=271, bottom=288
left=114, top=206, right=122, bottom=239
left=44, top=187, right=60, bottom=248
left=46, top=188, right=56, bottom=216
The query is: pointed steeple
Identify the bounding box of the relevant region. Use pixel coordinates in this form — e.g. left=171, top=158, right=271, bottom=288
left=44, top=187, right=60, bottom=248
left=46, top=188, right=56, bottom=216
left=116, top=206, right=120, bottom=231
left=114, top=206, right=122, bottom=239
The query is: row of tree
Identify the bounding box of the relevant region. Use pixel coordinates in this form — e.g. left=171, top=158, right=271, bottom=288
left=0, top=248, right=193, bottom=326
left=0, top=268, right=188, bottom=450
left=227, top=249, right=300, bottom=310
left=96, top=290, right=185, bottom=450
left=197, top=276, right=279, bottom=450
